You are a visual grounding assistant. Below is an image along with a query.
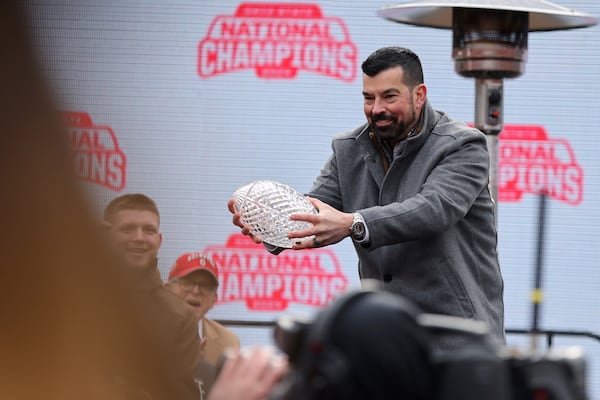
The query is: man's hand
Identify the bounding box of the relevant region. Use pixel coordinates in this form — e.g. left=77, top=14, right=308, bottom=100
left=288, top=197, right=353, bottom=249
left=208, top=346, right=288, bottom=400
left=227, top=198, right=263, bottom=244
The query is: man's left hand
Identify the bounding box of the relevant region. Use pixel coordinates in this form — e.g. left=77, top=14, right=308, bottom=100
left=288, top=197, right=353, bottom=249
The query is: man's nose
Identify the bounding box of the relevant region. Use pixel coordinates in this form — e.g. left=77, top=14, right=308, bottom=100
left=132, top=228, right=145, bottom=240
left=372, top=97, right=386, bottom=115
left=190, top=283, right=202, bottom=294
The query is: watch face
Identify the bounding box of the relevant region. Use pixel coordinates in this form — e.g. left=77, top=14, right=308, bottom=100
left=352, top=221, right=365, bottom=239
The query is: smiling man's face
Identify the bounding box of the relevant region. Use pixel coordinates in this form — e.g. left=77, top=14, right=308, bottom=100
left=362, top=66, right=426, bottom=145
left=107, top=209, right=162, bottom=270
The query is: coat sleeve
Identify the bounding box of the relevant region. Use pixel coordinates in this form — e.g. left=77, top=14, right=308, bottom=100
left=308, top=145, right=345, bottom=210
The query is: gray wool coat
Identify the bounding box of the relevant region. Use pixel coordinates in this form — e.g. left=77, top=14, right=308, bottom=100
left=309, top=99, right=505, bottom=344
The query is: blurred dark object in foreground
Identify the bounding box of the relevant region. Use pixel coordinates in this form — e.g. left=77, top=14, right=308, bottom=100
left=271, top=290, right=588, bottom=400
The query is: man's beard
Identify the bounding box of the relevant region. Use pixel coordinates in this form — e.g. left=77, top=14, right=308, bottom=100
left=370, top=106, right=417, bottom=142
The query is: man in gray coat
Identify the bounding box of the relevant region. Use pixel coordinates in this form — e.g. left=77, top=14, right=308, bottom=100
left=229, top=46, right=505, bottom=345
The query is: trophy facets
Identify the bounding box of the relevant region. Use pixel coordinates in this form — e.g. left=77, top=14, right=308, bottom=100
left=233, top=180, right=317, bottom=248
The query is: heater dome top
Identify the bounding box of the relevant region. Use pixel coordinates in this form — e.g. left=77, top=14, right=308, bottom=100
left=378, top=0, right=597, bottom=31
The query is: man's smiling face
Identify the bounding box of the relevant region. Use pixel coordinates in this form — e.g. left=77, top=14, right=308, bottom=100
left=107, top=209, right=162, bottom=270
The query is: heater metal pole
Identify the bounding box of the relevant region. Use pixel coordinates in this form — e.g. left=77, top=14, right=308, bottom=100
left=530, top=191, right=548, bottom=351
left=474, top=78, right=504, bottom=212
left=484, top=132, right=499, bottom=212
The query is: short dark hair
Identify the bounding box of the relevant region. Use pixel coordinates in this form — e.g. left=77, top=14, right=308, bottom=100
left=103, top=193, right=160, bottom=224
left=361, top=46, right=424, bottom=88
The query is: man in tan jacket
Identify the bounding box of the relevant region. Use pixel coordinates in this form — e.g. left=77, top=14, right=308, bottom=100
left=166, top=251, right=240, bottom=366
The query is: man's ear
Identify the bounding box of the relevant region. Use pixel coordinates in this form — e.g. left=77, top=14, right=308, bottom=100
left=416, top=83, right=427, bottom=104
left=100, top=219, right=112, bottom=230
left=414, top=83, right=427, bottom=109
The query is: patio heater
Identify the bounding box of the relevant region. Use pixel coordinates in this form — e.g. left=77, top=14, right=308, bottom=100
left=377, top=0, right=597, bottom=206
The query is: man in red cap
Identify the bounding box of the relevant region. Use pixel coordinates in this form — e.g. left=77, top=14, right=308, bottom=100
left=166, top=251, right=240, bottom=366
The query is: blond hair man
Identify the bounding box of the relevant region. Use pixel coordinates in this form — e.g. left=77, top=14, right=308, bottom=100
left=104, top=194, right=203, bottom=399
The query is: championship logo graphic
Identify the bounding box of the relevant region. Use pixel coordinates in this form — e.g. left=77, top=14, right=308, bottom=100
left=198, top=2, right=357, bottom=81
left=204, top=234, right=348, bottom=311
left=62, top=111, right=127, bottom=191
left=499, top=124, right=583, bottom=205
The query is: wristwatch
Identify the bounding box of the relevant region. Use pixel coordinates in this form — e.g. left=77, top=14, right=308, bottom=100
left=349, top=213, right=366, bottom=241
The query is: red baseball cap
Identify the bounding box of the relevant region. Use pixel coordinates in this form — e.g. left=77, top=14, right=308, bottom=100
left=168, top=251, right=219, bottom=285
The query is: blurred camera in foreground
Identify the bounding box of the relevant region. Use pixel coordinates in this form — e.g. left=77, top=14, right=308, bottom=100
left=271, top=289, right=587, bottom=400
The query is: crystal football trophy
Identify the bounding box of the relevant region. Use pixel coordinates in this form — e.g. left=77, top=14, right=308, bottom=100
left=232, top=180, right=317, bottom=248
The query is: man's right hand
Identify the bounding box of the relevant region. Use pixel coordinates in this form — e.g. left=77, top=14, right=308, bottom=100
left=227, top=198, right=263, bottom=244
